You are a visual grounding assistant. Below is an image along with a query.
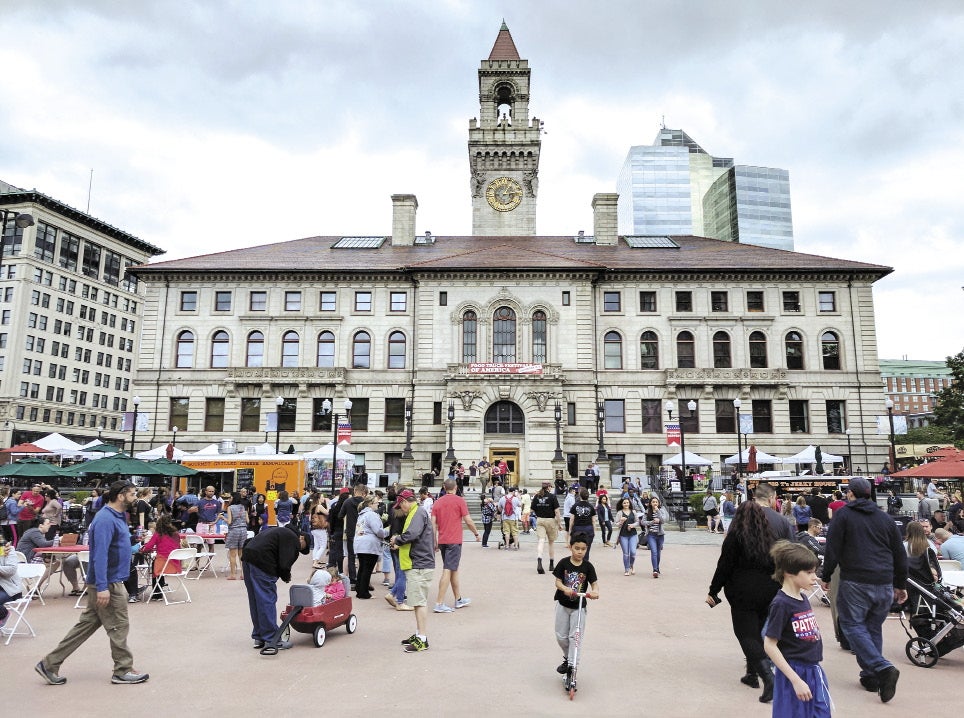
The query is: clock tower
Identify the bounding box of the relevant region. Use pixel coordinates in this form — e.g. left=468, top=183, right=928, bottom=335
left=469, top=22, right=542, bottom=236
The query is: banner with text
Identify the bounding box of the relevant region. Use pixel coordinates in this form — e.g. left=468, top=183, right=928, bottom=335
left=337, top=422, right=352, bottom=445
left=665, top=423, right=681, bottom=446
left=468, top=362, right=543, bottom=375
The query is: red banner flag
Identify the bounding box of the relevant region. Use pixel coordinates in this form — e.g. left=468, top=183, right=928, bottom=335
left=337, top=422, right=352, bottom=445
left=665, top=423, right=681, bottom=447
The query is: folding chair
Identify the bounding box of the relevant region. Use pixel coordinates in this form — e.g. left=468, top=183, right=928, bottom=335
left=184, top=535, right=217, bottom=579
left=73, top=551, right=90, bottom=609
left=147, top=548, right=197, bottom=606
left=2, top=563, right=46, bottom=644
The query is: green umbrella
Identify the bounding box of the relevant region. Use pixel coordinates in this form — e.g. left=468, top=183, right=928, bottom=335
left=82, top=442, right=120, bottom=454
left=147, top=458, right=199, bottom=477
left=0, top=457, right=68, bottom=479
left=59, top=452, right=170, bottom=477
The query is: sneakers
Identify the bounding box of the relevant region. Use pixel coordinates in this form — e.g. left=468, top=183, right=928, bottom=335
left=401, top=634, right=417, bottom=645
left=384, top=594, right=398, bottom=608
left=858, top=675, right=879, bottom=692
left=127, top=595, right=139, bottom=603
left=877, top=666, right=899, bottom=703
left=537, top=558, right=545, bottom=574
left=403, top=635, right=429, bottom=653
left=396, top=603, right=414, bottom=611
left=433, top=603, right=454, bottom=613
left=252, top=640, right=265, bottom=650
left=455, top=597, right=471, bottom=609
left=111, top=671, right=150, bottom=684
left=35, top=661, right=67, bottom=686
left=556, top=659, right=569, bottom=675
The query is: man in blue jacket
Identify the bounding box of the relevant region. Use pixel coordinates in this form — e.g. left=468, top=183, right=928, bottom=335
left=36, top=480, right=148, bottom=686
left=821, top=476, right=907, bottom=704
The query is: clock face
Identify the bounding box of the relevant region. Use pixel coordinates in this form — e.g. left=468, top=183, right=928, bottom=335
left=485, top=176, right=523, bottom=212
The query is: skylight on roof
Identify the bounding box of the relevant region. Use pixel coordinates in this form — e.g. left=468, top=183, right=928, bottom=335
left=624, top=236, right=680, bottom=249
left=331, top=236, right=387, bottom=249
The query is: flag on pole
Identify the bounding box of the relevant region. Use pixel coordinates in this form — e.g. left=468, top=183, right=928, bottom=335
left=665, top=423, right=681, bottom=447
left=337, top=422, right=352, bottom=445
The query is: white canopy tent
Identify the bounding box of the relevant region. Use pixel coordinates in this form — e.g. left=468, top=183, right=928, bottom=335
left=33, top=432, right=83, bottom=452
left=135, top=443, right=187, bottom=461
left=303, top=443, right=355, bottom=462
left=724, top=448, right=784, bottom=465
left=190, top=444, right=223, bottom=456
left=782, top=445, right=844, bottom=465
left=664, top=450, right=714, bottom=467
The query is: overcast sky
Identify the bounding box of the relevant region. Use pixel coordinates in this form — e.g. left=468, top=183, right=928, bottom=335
left=1, top=1, right=961, bottom=362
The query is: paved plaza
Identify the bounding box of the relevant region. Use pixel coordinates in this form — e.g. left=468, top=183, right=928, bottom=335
left=3, top=528, right=956, bottom=716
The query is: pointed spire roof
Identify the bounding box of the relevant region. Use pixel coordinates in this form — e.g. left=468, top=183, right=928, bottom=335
left=488, top=20, right=520, bottom=60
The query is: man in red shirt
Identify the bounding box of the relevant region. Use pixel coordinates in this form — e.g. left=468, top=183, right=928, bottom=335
left=17, top=483, right=46, bottom=537
left=431, top=479, right=480, bottom=613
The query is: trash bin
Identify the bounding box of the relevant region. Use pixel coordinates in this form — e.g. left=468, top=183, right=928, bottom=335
left=378, top=473, right=389, bottom=488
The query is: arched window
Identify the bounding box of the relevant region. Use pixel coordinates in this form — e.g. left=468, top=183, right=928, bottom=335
left=492, top=306, right=516, bottom=362
left=532, top=310, right=547, bottom=363
left=210, top=330, right=229, bottom=368
left=639, top=331, right=659, bottom=369
left=246, top=331, right=264, bottom=367
left=462, top=310, right=477, bottom=363
left=316, top=331, right=335, bottom=367
left=175, top=330, right=194, bottom=368
left=484, top=401, right=525, bottom=434
left=785, top=331, right=804, bottom=370
left=281, top=331, right=300, bottom=367
left=604, top=331, right=623, bottom=369
left=676, top=331, right=695, bottom=368
left=749, top=331, right=767, bottom=368
left=388, top=331, right=406, bottom=369
left=712, top=331, right=731, bottom=369
left=821, top=331, right=841, bottom=370
left=352, top=331, right=371, bottom=369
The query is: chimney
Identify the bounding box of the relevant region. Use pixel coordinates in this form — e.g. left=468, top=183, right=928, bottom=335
left=592, top=193, right=618, bottom=246
left=391, top=194, right=418, bottom=246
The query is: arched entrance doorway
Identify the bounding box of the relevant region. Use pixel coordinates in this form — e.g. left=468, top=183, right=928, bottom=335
left=484, top=400, right=525, bottom=486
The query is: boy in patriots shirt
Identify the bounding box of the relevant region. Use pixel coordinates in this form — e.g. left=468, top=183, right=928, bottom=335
left=763, top=541, right=831, bottom=717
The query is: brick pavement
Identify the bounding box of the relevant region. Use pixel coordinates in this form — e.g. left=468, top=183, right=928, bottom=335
left=3, top=529, right=955, bottom=717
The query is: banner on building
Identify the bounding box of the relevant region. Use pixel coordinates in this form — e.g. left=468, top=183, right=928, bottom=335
left=876, top=415, right=908, bottom=435
left=665, top=423, right=680, bottom=446
left=337, top=422, right=352, bottom=445
left=265, top=412, right=278, bottom=432
left=738, top=413, right=755, bottom=435
left=121, top=411, right=149, bottom=432
left=468, top=362, right=543, bottom=375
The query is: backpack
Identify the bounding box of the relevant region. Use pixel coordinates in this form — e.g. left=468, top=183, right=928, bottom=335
left=503, top=497, right=516, bottom=518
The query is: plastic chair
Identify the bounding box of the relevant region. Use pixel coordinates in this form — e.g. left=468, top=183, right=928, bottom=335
left=184, top=535, right=217, bottom=579
left=73, top=551, right=90, bottom=609
left=2, top=563, right=46, bottom=644
left=939, top=559, right=962, bottom=572
left=147, top=548, right=197, bottom=606
left=13, top=551, right=27, bottom=563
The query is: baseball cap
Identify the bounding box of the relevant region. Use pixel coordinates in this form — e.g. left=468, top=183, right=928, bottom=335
left=394, top=489, right=416, bottom=508
left=848, top=476, right=872, bottom=498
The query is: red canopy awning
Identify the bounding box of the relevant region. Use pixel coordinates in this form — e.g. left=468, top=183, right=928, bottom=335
left=891, top=458, right=964, bottom=479
left=0, top=442, right=52, bottom=454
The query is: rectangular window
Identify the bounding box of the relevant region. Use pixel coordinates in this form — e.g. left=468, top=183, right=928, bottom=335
left=562, top=291, right=570, bottom=306
left=81, top=242, right=101, bottom=278
left=638, top=291, right=656, bottom=312
left=675, top=291, right=693, bottom=312
left=170, top=397, right=189, bottom=431
left=603, top=399, right=625, bottom=433
left=711, top=291, right=728, bottom=312
left=789, top=400, right=810, bottom=433
left=354, top=292, right=372, bottom=312
left=319, top=291, right=336, bottom=311
left=439, top=291, right=447, bottom=307
left=826, top=400, right=845, bottom=434
left=311, top=398, right=333, bottom=431
left=715, top=400, right=736, bottom=433
left=34, top=222, right=57, bottom=262
left=284, top=291, right=302, bottom=311
left=752, top=399, right=773, bottom=433
left=58, top=232, right=79, bottom=270
left=641, top=400, right=661, bottom=433
left=389, top=292, right=407, bottom=312
left=249, top=291, right=267, bottom=311
left=678, top=400, right=699, bottom=434
left=240, top=398, right=261, bottom=432
left=384, top=398, right=406, bottom=431
left=782, top=291, right=801, bottom=312
left=214, top=291, right=232, bottom=311
left=348, top=398, right=368, bottom=431
left=433, top=402, right=442, bottom=425
left=103, top=251, right=121, bottom=286
left=603, top=291, right=621, bottom=312
left=608, top=454, right=626, bottom=476
left=180, top=291, right=197, bottom=311
left=818, top=291, right=836, bottom=312
left=567, top=402, right=576, bottom=426
left=1, top=220, right=25, bottom=257
left=203, top=398, right=225, bottom=432
left=278, top=398, right=296, bottom=432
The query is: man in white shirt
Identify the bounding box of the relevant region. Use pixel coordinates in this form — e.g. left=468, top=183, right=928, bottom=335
left=418, top=487, right=433, bottom=517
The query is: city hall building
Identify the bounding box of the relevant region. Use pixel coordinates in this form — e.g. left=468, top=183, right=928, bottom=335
left=131, top=24, right=893, bottom=488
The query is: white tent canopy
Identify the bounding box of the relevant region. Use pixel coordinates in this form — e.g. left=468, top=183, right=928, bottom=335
left=724, top=448, right=784, bottom=465
left=190, top=444, right=223, bottom=456
left=34, top=432, right=83, bottom=452
left=664, top=450, right=714, bottom=467
left=135, top=443, right=186, bottom=461
left=303, top=442, right=355, bottom=462
left=782, top=445, right=844, bottom=465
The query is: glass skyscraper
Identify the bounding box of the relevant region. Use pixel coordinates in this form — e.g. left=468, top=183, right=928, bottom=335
left=617, top=128, right=793, bottom=251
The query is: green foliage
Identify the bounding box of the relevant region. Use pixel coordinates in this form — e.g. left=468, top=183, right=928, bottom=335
left=902, top=425, right=954, bottom=445
left=933, top=350, right=964, bottom=446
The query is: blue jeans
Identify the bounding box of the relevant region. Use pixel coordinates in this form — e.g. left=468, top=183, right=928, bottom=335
left=243, top=562, right=279, bottom=642
left=618, top=533, right=638, bottom=571
left=836, top=580, right=894, bottom=677
left=390, top=550, right=407, bottom=604
left=647, top=532, right=664, bottom=572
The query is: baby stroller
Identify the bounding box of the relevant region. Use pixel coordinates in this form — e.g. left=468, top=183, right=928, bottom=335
left=900, top=575, right=964, bottom=667
left=261, top=575, right=357, bottom=655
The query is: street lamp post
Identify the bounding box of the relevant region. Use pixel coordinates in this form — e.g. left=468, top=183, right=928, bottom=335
left=274, top=396, right=284, bottom=454
left=4, top=419, right=17, bottom=446
left=884, top=399, right=897, bottom=473
left=130, top=396, right=141, bottom=455
left=445, top=400, right=456, bottom=462
left=401, top=401, right=413, bottom=460
left=845, top=428, right=853, bottom=474
left=320, top=398, right=352, bottom=493
left=596, top=402, right=608, bottom=461
left=553, top=401, right=564, bottom=461
left=171, top=425, right=178, bottom=448
left=733, top=398, right=743, bottom=491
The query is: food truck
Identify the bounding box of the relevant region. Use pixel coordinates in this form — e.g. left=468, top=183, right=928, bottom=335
left=747, top=471, right=852, bottom=498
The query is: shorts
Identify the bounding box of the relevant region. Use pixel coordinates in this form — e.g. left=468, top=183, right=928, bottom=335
left=704, top=509, right=719, bottom=517
left=502, top=519, right=519, bottom=537
left=536, top=517, right=559, bottom=542
left=439, top=544, right=462, bottom=571
left=405, top=568, right=434, bottom=607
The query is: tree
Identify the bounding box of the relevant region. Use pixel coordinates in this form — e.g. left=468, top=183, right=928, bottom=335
left=902, top=425, right=954, bottom=445
left=933, top=349, right=964, bottom=446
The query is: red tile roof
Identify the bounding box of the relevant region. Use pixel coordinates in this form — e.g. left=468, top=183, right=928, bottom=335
left=488, top=21, right=521, bottom=60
